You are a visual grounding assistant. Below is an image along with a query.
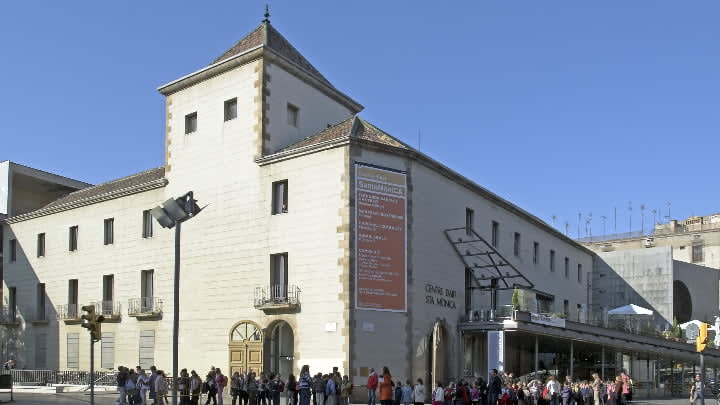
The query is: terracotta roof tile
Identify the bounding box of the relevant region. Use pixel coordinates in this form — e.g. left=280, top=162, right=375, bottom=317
left=212, top=23, right=331, bottom=86
left=278, top=117, right=411, bottom=154
left=40, top=167, right=166, bottom=211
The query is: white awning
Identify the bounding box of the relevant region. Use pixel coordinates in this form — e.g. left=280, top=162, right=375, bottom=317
left=607, top=304, right=654, bottom=316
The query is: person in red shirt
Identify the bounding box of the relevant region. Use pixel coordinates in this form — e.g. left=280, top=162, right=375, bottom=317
left=368, top=369, right=379, bottom=405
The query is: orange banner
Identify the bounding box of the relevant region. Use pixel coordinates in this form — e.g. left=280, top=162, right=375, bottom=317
left=355, top=164, right=407, bottom=312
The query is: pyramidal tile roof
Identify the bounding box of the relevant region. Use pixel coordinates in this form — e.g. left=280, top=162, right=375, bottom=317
left=278, top=116, right=412, bottom=153
left=212, top=22, right=332, bottom=87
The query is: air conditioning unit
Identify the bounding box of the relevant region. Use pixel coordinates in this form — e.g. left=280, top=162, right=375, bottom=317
left=643, top=238, right=655, bottom=248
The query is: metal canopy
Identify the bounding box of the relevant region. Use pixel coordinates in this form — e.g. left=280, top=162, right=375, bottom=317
left=444, top=227, right=534, bottom=291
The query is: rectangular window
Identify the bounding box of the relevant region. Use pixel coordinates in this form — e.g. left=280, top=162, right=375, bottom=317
left=563, top=299, right=569, bottom=317
left=139, top=330, right=155, bottom=369
left=577, top=304, right=582, bottom=322
left=692, top=244, right=703, bottom=262
left=141, top=270, right=154, bottom=299
left=37, top=233, right=45, bottom=257
left=141, top=270, right=154, bottom=314
left=270, top=253, right=289, bottom=299
left=513, top=232, right=521, bottom=257
left=69, top=226, right=78, bottom=251
left=564, top=257, right=569, bottom=278
left=577, top=264, right=583, bottom=283
left=271, top=180, right=288, bottom=214
left=103, top=275, right=114, bottom=302
left=8, top=287, right=16, bottom=321
left=104, top=218, right=114, bottom=245
left=102, top=275, right=115, bottom=316
left=35, top=333, right=47, bottom=369
left=549, top=250, right=555, bottom=272
left=465, top=208, right=474, bottom=235
left=224, top=98, right=237, bottom=121
left=9, top=239, right=16, bottom=262
left=37, top=283, right=46, bottom=321
left=142, top=210, right=153, bottom=238
left=536, top=294, right=553, bottom=313
left=68, top=279, right=78, bottom=309
left=287, top=103, right=299, bottom=127
left=101, top=332, right=115, bottom=369
left=491, top=221, right=499, bottom=247
left=185, top=112, right=197, bottom=134
left=67, top=333, right=80, bottom=369
left=533, top=242, right=539, bottom=265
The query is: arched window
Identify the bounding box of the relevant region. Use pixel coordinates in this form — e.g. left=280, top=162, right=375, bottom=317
left=230, top=321, right=263, bottom=342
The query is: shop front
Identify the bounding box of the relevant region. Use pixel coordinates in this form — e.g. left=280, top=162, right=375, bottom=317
left=460, top=315, right=720, bottom=398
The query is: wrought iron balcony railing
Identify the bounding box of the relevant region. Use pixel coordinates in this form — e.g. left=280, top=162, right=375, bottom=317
left=254, top=284, right=300, bottom=310
left=94, top=300, right=122, bottom=320
left=0, top=307, right=19, bottom=325
left=128, top=297, right=162, bottom=318
left=57, top=304, right=80, bottom=321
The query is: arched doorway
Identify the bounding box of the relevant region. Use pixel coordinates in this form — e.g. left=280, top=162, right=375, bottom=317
left=229, top=321, right=264, bottom=374
left=430, top=321, right=448, bottom=387
left=673, top=280, right=692, bottom=323
left=266, top=321, right=294, bottom=376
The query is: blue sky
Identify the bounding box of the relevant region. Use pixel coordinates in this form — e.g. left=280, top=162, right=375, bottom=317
left=1, top=1, right=718, bottom=238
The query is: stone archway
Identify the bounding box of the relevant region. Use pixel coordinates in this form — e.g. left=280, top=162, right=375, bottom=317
left=673, top=280, right=692, bottom=323
left=431, top=321, right=449, bottom=387
left=265, top=320, right=295, bottom=376
left=228, top=321, right=264, bottom=375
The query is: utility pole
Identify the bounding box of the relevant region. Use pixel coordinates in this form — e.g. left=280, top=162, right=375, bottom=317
left=600, top=216, right=607, bottom=237
left=628, top=201, right=633, bottom=233
left=577, top=213, right=582, bottom=238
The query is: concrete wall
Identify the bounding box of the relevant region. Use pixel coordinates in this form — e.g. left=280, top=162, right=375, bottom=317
left=594, top=247, right=674, bottom=326
left=673, top=260, right=720, bottom=322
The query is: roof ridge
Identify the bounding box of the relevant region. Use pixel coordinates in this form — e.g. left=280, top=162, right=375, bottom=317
left=40, top=166, right=165, bottom=210
left=355, top=118, right=414, bottom=149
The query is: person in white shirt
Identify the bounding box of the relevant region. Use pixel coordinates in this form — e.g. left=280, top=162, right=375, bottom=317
left=413, top=379, right=425, bottom=405
left=433, top=383, right=444, bottom=405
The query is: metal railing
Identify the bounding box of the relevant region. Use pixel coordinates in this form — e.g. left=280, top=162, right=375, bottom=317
left=128, top=297, right=162, bottom=316
left=0, top=307, right=18, bottom=324
left=57, top=304, right=80, bottom=320
left=1, top=369, right=118, bottom=386
left=94, top=301, right=122, bottom=318
left=254, top=284, right=300, bottom=307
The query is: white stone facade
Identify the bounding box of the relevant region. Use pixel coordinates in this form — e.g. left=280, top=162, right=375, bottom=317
left=1, top=21, right=596, bottom=387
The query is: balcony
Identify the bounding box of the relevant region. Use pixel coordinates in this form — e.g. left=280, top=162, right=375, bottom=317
left=57, top=304, right=82, bottom=324
left=0, top=308, right=19, bottom=326
left=94, top=301, right=122, bottom=322
left=128, top=297, right=162, bottom=320
left=254, top=284, right=300, bottom=312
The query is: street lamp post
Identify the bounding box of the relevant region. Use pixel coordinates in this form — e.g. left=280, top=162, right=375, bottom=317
left=150, top=191, right=203, bottom=405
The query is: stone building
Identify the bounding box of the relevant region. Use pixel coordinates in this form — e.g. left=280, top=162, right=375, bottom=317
left=1, top=18, right=718, bottom=399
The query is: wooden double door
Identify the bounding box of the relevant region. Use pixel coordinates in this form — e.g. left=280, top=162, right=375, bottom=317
left=229, top=321, right=263, bottom=374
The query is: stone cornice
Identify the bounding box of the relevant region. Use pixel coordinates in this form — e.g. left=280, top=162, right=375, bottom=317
left=157, top=47, right=363, bottom=114
left=4, top=179, right=168, bottom=224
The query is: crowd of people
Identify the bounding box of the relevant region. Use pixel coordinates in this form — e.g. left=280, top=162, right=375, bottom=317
left=424, top=369, right=636, bottom=405
left=112, top=364, right=649, bottom=405
left=114, top=364, right=357, bottom=405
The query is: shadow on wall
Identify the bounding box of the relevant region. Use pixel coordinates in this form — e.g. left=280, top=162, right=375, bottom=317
left=591, top=252, right=673, bottom=332
left=1, top=227, right=59, bottom=369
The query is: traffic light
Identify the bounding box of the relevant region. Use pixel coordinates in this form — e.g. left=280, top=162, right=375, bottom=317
left=697, top=322, right=708, bottom=352
left=80, top=305, right=105, bottom=342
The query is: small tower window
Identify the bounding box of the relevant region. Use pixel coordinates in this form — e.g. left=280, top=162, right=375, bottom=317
left=185, top=112, right=197, bottom=134
left=224, top=98, right=237, bottom=121
left=287, top=103, right=299, bottom=127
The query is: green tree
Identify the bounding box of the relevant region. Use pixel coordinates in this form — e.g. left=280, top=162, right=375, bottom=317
left=511, top=288, right=521, bottom=310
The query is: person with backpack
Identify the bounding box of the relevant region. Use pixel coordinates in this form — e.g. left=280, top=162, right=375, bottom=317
left=299, top=365, right=313, bottom=405
left=215, top=368, right=228, bottom=405
left=205, top=373, right=218, bottom=405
